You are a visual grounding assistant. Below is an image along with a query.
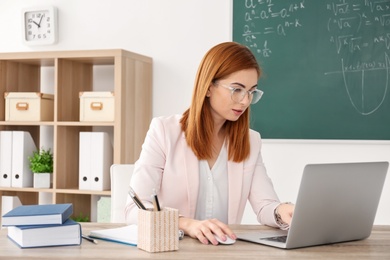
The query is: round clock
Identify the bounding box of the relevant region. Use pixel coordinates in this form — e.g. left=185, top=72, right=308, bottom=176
left=22, top=6, right=58, bottom=45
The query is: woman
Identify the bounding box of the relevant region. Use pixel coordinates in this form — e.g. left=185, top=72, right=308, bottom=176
left=125, top=42, right=294, bottom=245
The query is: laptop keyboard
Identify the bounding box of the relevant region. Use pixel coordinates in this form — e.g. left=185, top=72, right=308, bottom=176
left=261, top=236, right=287, bottom=243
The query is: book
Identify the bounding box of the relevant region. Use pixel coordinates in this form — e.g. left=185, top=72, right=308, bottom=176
left=2, top=203, right=73, bottom=226
left=7, top=219, right=82, bottom=248
left=89, top=225, right=138, bottom=246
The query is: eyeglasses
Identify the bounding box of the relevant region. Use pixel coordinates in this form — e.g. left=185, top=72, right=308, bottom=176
left=215, top=83, right=264, bottom=104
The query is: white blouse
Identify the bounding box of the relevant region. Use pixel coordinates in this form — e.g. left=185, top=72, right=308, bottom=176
left=195, top=143, right=229, bottom=223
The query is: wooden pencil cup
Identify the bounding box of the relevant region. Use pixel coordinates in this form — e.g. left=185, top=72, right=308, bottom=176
left=137, top=207, right=179, bottom=253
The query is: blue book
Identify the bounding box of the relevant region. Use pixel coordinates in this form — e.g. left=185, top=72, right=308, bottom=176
left=2, top=203, right=73, bottom=226
left=7, top=219, right=82, bottom=248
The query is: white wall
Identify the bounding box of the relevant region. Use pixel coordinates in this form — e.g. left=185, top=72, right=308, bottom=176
left=1, top=0, right=389, bottom=224
left=243, top=140, right=390, bottom=225
left=0, top=0, right=231, bottom=117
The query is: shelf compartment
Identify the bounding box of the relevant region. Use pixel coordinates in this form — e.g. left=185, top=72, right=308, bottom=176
left=55, top=125, right=113, bottom=191
left=0, top=190, right=38, bottom=205
left=55, top=193, right=91, bottom=221
left=0, top=60, right=41, bottom=122
left=55, top=125, right=92, bottom=189
left=57, top=59, right=93, bottom=122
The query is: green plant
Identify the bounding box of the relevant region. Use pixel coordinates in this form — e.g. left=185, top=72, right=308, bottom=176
left=71, top=213, right=90, bottom=222
left=28, top=148, right=53, bottom=173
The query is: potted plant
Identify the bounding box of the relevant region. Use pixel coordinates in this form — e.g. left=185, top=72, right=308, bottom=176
left=28, top=148, right=53, bottom=188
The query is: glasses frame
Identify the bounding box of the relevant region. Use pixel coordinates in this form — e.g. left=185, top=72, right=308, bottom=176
left=214, top=82, right=264, bottom=105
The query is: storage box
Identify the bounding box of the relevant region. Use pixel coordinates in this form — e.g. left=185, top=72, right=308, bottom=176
left=4, top=92, right=54, bottom=121
left=138, top=207, right=179, bottom=253
left=79, top=91, right=114, bottom=122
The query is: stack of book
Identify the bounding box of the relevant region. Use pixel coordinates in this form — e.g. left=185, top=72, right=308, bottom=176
left=2, top=203, right=82, bottom=248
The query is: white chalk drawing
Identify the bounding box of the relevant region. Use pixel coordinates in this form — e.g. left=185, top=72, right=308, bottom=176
left=341, top=53, right=389, bottom=115
left=325, top=0, right=390, bottom=115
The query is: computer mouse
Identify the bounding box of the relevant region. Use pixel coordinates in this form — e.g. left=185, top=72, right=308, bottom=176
left=214, top=234, right=236, bottom=245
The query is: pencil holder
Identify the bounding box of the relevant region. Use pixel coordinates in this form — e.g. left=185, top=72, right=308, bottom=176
left=137, top=207, right=179, bottom=253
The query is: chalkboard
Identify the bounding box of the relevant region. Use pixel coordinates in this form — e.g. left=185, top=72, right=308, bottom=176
left=233, top=0, right=390, bottom=140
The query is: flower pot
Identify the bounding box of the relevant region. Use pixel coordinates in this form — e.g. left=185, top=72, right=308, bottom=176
left=33, top=173, right=52, bottom=188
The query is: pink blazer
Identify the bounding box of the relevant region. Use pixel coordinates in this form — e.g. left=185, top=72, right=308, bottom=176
left=125, top=114, right=280, bottom=227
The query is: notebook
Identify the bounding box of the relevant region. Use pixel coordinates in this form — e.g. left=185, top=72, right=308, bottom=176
left=89, top=225, right=138, bottom=246
left=237, top=161, right=389, bottom=249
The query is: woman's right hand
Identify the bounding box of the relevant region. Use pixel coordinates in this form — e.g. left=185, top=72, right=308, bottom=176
left=179, top=217, right=237, bottom=245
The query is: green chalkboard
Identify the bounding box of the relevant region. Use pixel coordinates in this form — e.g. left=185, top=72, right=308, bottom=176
left=233, top=0, right=390, bottom=140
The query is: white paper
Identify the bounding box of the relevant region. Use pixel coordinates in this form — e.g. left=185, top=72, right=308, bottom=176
left=89, top=225, right=138, bottom=245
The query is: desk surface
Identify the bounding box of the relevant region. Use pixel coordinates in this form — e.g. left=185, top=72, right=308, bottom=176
left=1, top=223, right=389, bottom=259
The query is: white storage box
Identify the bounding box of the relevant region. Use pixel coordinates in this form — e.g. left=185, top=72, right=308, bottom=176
left=4, top=92, right=54, bottom=121
left=79, top=91, right=114, bottom=122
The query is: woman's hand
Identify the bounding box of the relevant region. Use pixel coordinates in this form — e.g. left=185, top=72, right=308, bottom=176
left=179, top=217, right=237, bottom=245
left=277, top=203, right=295, bottom=226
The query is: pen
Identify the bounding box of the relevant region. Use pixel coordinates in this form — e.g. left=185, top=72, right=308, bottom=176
left=129, top=187, right=146, bottom=210
left=152, top=189, right=161, bottom=211
left=82, top=234, right=98, bottom=244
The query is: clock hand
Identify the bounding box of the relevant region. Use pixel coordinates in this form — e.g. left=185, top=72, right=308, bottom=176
left=33, top=21, right=40, bottom=28
left=38, top=15, right=44, bottom=26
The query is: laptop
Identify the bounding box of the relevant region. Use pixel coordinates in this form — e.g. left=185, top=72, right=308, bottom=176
left=237, top=161, right=389, bottom=249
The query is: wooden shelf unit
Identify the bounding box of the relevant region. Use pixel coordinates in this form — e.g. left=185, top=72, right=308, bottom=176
left=0, top=49, right=152, bottom=220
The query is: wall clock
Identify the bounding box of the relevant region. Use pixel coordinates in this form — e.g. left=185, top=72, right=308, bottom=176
left=22, top=6, right=58, bottom=45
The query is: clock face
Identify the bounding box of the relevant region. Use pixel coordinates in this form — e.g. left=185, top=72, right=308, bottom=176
left=22, top=7, right=57, bottom=45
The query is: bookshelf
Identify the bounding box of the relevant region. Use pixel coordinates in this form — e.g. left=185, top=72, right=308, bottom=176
left=0, top=49, right=152, bottom=220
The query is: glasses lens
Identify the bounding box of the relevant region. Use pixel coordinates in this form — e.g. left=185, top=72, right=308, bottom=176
left=250, top=90, right=263, bottom=104
left=229, top=87, right=263, bottom=104
left=232, top=88, right=245, bottom=102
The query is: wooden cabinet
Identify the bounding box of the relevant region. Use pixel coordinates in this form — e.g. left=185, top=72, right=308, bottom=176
left=0, top=49, right=152, bottom=220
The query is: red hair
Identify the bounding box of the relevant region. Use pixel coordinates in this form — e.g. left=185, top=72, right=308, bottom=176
left=180, top=42, right=261, bottom=162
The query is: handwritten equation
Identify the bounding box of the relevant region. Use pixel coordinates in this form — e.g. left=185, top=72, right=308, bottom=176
left=325, top=0, right=390, bottom=115
left=327, top=0, right=390, bottom=54
left=239, top=0, right=307, bottom=57
left=235, top=0, right=390, bottom=116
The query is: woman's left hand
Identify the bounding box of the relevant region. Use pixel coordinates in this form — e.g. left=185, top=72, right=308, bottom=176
left=277, top=203, right=295, bottom=226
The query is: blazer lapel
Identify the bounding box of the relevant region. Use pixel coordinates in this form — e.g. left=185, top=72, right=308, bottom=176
left=183, top=136, right=200, bottom=219
left=227, top=161, right=243, bottom=223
